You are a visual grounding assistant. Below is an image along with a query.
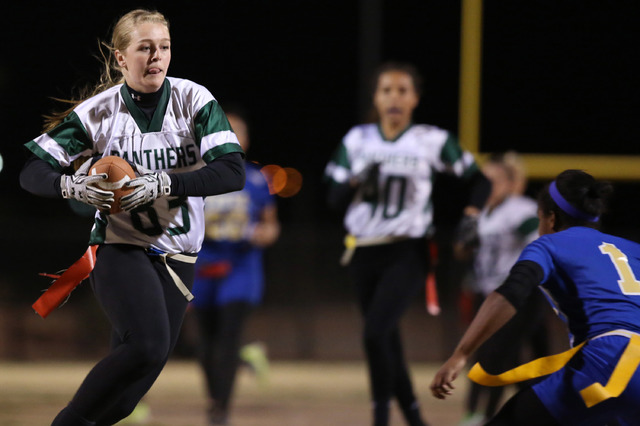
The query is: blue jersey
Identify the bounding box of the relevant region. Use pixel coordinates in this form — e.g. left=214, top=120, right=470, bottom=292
left=191, top=162, right=275, bottom=307
left=514, top=227, right=640, bottom=425
left=518, top=227, right=640, bottom=344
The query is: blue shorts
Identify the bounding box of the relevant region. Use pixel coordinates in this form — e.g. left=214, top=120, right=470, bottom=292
left=533, top=334, right=640, bottom=426
left=191, top=242, right=264, bottom=308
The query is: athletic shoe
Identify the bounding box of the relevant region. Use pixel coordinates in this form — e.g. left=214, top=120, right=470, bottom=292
left=120, top=401, right=151, bottom=424
left=459, top=412, right=486, bottom=426
left=240, top=341, right=270, bottom=385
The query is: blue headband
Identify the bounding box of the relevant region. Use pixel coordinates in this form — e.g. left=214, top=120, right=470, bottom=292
left=549, top=181, right=599, bottom=222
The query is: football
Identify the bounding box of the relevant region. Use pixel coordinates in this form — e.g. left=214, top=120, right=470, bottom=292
left=89, top=156, right=135, bottom=214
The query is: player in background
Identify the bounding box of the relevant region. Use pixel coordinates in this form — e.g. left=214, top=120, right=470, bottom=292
left=431, top=169, right=640, bottom=425
left=189, top=108, right=280, bottom=425
left=454, top=152, right=547, bottom=426
left=19, top=9, right=245, bottom=425
left=324, top=62, right=491, bottom=426
left=501, top=151, right=552, bottom=360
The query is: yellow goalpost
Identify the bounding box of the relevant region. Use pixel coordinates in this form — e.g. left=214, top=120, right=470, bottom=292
left=459, top=0, right=640, bottom=180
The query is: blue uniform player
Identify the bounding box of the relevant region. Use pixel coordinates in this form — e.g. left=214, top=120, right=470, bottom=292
left=431, top=169, right=640, bottom=426
left=189, top=110, right=280, bottom=425
left=191, top=160, right=275, bottom=306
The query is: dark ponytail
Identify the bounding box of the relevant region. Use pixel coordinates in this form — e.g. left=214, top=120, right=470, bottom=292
left=538, top=169, right=613, bottom=231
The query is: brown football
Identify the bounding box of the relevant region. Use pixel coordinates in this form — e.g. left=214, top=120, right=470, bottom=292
left=89, top=156, right=135, bottom=214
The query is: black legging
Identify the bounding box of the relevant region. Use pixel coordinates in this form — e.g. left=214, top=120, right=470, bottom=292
left=349, top=238, right=429, bottom=426
left=193, top=302, right=252, bottom=414
left=52, top=244, right=194, bottom=426
left=486, top=387, right=559, bottom=426
left=466, top=290, right=550, bottom=418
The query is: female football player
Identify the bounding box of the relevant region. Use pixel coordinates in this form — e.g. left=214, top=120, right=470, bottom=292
left=324, top=62, right=491, bottom=426
left=431, top=169, right=640, bottom=426
left=190, top=108, right=280, bottom=425
left=19, top=9, right=245, bottom=425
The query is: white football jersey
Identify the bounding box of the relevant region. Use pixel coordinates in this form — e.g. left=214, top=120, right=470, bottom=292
left=473, top=195, right=539, bottom=295
left=25, top=77, right=243, bottom=254
left=325, top=123, right=479, bottom=239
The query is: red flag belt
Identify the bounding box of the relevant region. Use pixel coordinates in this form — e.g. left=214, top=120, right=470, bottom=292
left=32, top=245, right=97, bottom=318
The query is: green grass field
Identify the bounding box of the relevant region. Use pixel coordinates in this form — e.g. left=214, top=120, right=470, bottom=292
left=0, top=360, right=472, bottom=425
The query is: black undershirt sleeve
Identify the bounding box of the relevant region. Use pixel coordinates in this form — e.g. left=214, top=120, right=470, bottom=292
left=495, top=260, right=545, bottom=311
left=19, top=155, right=64, bottom=198
left=326, top=181, right=357, bottom=213
left=168, top=152, right=245, bottom=197
left=466, top=168, right=492, bottom=210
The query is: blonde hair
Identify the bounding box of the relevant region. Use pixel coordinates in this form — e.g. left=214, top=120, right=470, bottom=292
left=502, top=151, right=528, bottom=195
left=42, top=9, right=170, bottom=132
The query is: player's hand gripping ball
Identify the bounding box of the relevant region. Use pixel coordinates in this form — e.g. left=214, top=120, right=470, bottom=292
left=89, top=156, right=136, bottom=214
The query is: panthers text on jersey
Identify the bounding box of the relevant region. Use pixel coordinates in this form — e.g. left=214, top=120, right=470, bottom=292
left=25, top=77, right=244, bottom=254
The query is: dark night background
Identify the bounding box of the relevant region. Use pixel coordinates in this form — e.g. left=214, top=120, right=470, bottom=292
left=0, top=1, right=639, bottom=359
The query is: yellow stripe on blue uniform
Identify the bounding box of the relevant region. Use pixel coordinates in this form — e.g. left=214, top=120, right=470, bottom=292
left=468, top=341, right=586, bottom=387
left=469, top=333, right=640, bottom=408
left=579, top=334, right=640, bottom=407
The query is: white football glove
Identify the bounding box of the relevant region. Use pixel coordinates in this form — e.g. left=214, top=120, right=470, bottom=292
left=60, top=157, right=114, bottom=210
left=120, top=164, right=171, bottom=212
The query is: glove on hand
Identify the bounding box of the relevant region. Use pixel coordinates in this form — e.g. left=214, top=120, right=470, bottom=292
left=120, top=164, right=171, bottom=212
left=454, top=214, right=480, bottom=249
left=354, top=162, right=380, bottom=199
left=60, top=157, right=114, bottom=210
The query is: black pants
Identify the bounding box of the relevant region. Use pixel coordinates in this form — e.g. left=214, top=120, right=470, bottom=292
left=349, top=238, right=429, bottom=426
left=486, top=387, right=559, bottom=426
left=192, top=302, right=252, bottom=414
left=52, top=244, right=194, bottom=426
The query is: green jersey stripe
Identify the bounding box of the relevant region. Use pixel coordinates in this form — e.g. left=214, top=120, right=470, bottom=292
left=194, top=100, right=233, bottom=149
left=88, top=215, right=108, bottom=245
left=24, top=140, right=65, bottom=171
left=202, top=142, right=245, bottom=163
left=376, top=122, right=413, bottom=142
left=151, top=81, right=171, bottom=132
left=440, top=134, right=464, bottom=164
left=332, top=142, right=350, bottom=169
left=517, top=216, right=540, bottom=236
left=46, top=111, right=93, bottom=156
left=119, top=80, right=171, bottom=133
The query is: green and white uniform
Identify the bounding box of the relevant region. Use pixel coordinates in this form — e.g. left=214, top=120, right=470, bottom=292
left=325, top=123, right=479, bottom=239
left=25, top=77, right=243, bottom=254
left=474, top=195, right=539, bottom=296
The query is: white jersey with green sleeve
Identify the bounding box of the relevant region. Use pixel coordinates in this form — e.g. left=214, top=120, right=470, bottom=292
left=473, top=195, right=539, bottom=296
left=324, top=123, right=479, bottom=239
left=24, top=77, right=244, bottom=254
